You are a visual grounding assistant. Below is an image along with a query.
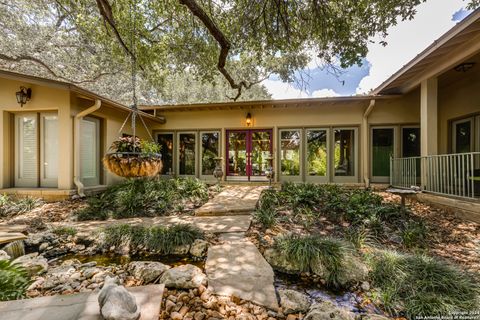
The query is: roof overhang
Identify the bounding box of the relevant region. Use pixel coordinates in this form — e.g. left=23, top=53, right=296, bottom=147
left=139, top=95, right=400, bottom=112
left=374, top=8, right=480, bottom=95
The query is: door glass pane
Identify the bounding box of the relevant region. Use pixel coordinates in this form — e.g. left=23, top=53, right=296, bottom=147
left=280, top=130, right=301, bottom=176
left=251, top=131, right=272, bottom=176
left=402, top=128, right=420, bottom=157
left=80, top=119, right=97, bottom=180
left=334, top=129, right=355, bottom=176
left=179, top=133, right=196, bottom=175
left=43, top=115, right=58, bottom=180
left=157, top=133, right=174, bottom=175
left=372, top=128, right=393, bottom=177
left=201, top=132, right=219, bottom=175
left=228, top=131, right=247, bottom=176
left=18, top=115, right=38, bottom=180
left=306, top=129, right=327, bottom=176
left=454, top=121, right=472, bottom=153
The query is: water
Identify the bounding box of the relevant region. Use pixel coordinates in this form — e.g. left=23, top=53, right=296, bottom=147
left=2, top=240, right=25, bottom=259
left=274, top=272, right=384, bottom=315
left=54, top=253, right=205, bottom=269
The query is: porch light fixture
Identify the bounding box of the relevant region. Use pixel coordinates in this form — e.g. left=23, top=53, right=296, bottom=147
left=16, top=87, right=31, bottom=107
left=246, top=112, right=252, bottom=127
left=454, top=62, right=475, bottom=72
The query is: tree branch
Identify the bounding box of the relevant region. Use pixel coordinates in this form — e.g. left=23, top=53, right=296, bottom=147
left=178, top=0, right=253, bottom=101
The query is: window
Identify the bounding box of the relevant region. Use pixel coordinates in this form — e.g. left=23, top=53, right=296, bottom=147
left=402, top=127, right=420, bottom=157
left=334, top=129, right=355, bottom=177
left=15, top=113, right=59, bottom=188
left=157, top=133, right=174, bottom=175
left=279, top=129, right=301, bottom=178
left=372, top=128, right=394, bottom=178
left=306, top=129, right=328, bottom=180
left=452, top=118, right=474, bottom=153
left=201, top=131, right=220, bottom=176
left=178, top=132, right=196, bottom=176
left=80, top=117, right=100, bottom=187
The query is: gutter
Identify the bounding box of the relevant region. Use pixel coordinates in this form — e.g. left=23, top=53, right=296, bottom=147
left=73, top=99, right=101, bottom=197
left=362, top=99, right=375, bottom=188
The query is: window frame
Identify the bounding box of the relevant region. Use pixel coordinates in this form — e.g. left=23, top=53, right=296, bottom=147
left=305, top=127, right=330, bottom=183
left=199, top=130, right=221, bottom=181
left=278, top=128, right=303, bottom=182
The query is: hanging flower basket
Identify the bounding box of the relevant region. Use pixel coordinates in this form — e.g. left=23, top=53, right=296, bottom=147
left=103, top=136, right=162, bottom=178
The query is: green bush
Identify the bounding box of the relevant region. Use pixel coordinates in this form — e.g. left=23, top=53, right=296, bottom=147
left=254, top=208, right=277, bottom=229
left=103, top=223, right=203, bottom=255
left=401, top=220, right=428, bottom=249
left=368, top=250, right=479, bottom=316
left=275, top=233, right=350, bottom=286
left=76, top=177, right=209, bottom=220
left=52, top=226, right=77, bottom=237
left=345, top=225, right=375, bottom=248
left=0, top=260, right=31, bottom=301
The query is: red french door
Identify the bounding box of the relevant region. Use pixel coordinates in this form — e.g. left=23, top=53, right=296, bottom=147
left=226, top=129, right=273, bottom=181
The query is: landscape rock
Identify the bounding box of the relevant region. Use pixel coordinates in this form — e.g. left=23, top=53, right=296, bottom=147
left=311, top=254, right=368, bottom=287
left=263, top=248, right=301, bottom=274
left=305, top=301, right=354, bottom=320
left=278, top=289, right=311, bottom=314
left=13, top=252, right=48, bottom=275
left=127, top=261, right=170, bottom=284
left=160, top=264, right=207, bottom=289
left=98, top=276, right=140, bottom=320
left=171, top=244, right=190, bottom=255
left=0, top=250, right=10, bottom=261
left=189, top=239, right=209, bottom=257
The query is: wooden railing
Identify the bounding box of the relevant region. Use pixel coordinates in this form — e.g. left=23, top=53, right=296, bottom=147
left=391, top=152, right=480, bottom=199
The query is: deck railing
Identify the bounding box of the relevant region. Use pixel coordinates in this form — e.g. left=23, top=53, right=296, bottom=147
left=391, top=152, right=480, bottom=199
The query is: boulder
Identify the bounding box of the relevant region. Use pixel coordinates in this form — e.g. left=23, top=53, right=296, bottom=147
left=263, top=248, right=301, bottom=274
left=361, top=315, right=391, bottom=320
left=311, top=254, right=368, bottom=287
left=171, top=244, right=190, bottom=255
left=127, top=261, right=170, bottom=284
left=0, top=250, right=10, bottom=261
left=98, top=276, right=140, bottom=320
left=189, top=239, right=209, bottom=257
left=83, top=267, right=101, bottom=279
left=160, top=264, right=206, bottom=289
left=13, top=252, right=48, bottom=275
left=278, top=289, right=311, bottom=314
left=305, top=301, right=354, bottom=320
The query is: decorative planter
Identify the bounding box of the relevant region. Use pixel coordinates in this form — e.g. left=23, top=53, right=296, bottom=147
left=103, top=153, right=163, bottom=178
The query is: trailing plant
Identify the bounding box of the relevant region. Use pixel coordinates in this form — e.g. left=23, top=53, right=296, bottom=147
left=103, top=223, right=203, bottom=255
left=275, top=233, right=350, bottom=286
left=367, top=250, right=479, bottom=316
left=0, top=260, right=31, bottom=301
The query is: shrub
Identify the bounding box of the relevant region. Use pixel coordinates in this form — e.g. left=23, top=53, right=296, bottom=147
left=103, top=223, right=203, bottom=255
left=400, top=220, right=428, bottom=249
left=368, top=250, right=479, bottom=316
left=254, top=208, right=277, bottom=229
left=76, top=177, right=209, bottom=220
left=14, top=196, right=42, bottom=213
left=52, top=226, right=77, bottom=237
left=0, top=260, right=31, bottom=301
left=345, top=225, right=375, bottom=248
left=275, top=234, right=350, bottom=286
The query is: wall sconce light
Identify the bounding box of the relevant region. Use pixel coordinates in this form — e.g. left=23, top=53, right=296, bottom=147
left=454, top=62, right=475, bottom=72
left=16, top=87, right=32, bottom=107
left=246, top=112, right=252, bottom=127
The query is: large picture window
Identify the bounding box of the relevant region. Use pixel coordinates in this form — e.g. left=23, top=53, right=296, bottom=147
left=157, top=133, right=174, bottom=175
left=280, top=129, right=301, bottom=178
left=178, top=132, right=196, bottom=176
left=201, top=131, right=220, bottom=176
left=334, top=129, right=355, bottom=177
left=306, top=129, right=328, bottom=179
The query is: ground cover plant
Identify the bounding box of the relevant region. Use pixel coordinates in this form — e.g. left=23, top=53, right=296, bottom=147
left=102, top=223, right=203, bottom=255
left=367, top=250, right=479, bottom=316
left=0, top=194, right=42, bottom=218
left=0, top=260, right=31, bottom=301
left=76, top=177, right=209, bottom=220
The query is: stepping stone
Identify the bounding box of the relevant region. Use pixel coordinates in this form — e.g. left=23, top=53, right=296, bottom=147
left=0, top=284, right=164, bottom=320
left=206, top=240, right=279, bottom=310
left=218, top=232, right=246, bottom=242
left=195, top=186, right=265, bottom=216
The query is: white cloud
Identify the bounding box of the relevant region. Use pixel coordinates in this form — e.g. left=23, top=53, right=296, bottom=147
left=262, top=79, right=310, bottom=99
left=311, top=88, right=341, bottom=98
left=356, top=0, right=467, bottom=94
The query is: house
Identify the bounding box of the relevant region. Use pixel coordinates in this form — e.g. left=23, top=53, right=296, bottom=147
left=0, top=9, right=479, bottom=218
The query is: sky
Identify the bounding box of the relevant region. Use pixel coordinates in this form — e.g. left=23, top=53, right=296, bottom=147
left=262, top=0, right=473, bottom=99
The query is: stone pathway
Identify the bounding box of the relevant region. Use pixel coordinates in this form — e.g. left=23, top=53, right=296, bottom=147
left=0, top=284, right=164, bottom=320
left=195, top=186, right=266, bottom=216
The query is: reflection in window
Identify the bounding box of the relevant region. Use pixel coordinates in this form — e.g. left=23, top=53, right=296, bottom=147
left=157, top=133, right=174, bottom=175
left=402, top=128, right=420, bottom=157
left=251, top=131, right=272, bottom=176
left=179, top=133, right=196, bottom=175
left=455, top=121, right=472, bottom=153
left=228, top=131, right=247, bottom=176
left=334, top=129, right=355, bottom=176
left=306, top=130, right=327, bottom=176
left=372, top=128, right=393, bottom=177
left=280, top=130, right=301, bottom=176
left=201, top=132, right=219, bottom=175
